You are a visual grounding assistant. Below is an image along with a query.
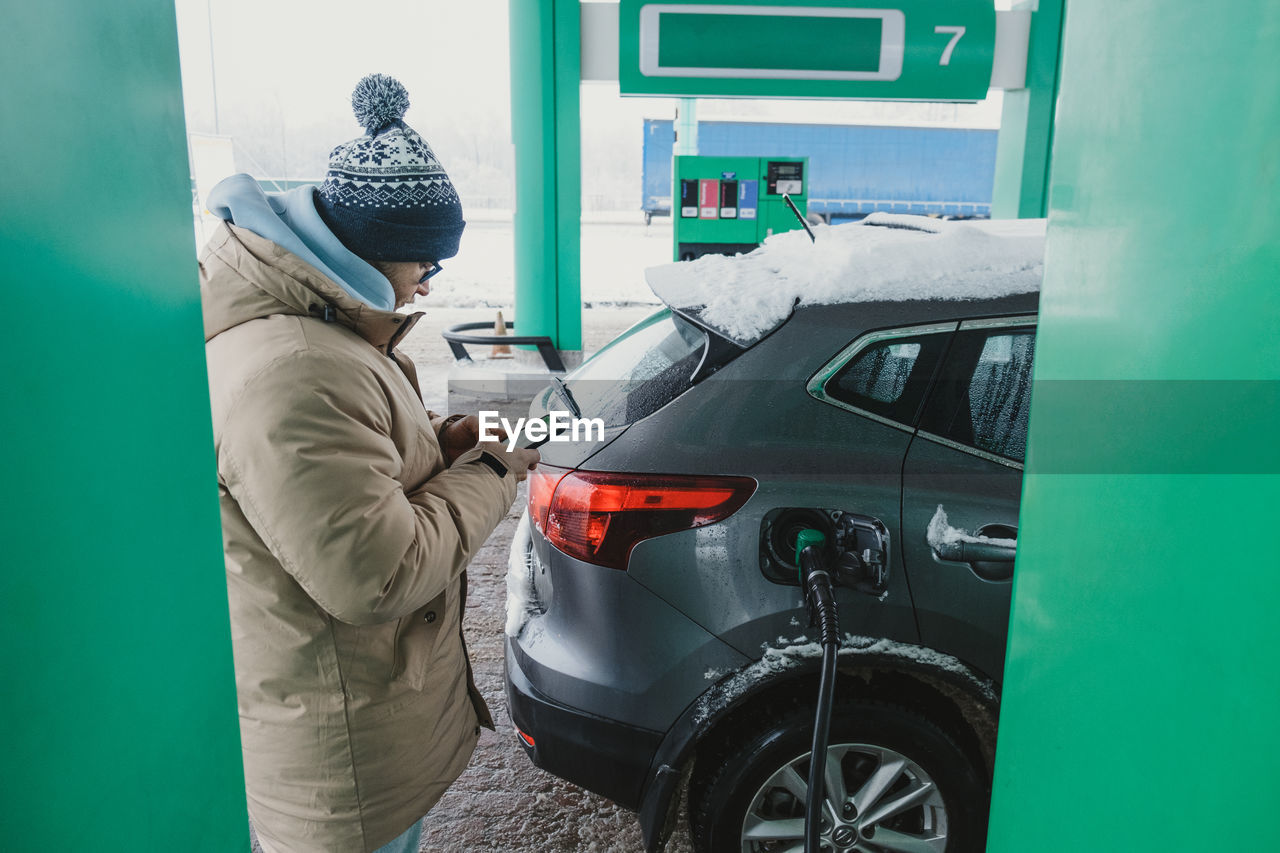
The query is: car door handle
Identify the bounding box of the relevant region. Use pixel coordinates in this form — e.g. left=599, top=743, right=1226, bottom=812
left=933, top=540, right=1015, bottom=563
left=931, top=523, right=1017, bottom=581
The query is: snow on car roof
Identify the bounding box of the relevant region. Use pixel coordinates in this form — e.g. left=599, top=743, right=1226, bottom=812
left=645, top=213, right=1046, bottom=345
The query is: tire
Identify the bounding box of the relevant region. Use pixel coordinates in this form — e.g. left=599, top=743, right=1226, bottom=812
left=690, top=698, right=987, bottom=853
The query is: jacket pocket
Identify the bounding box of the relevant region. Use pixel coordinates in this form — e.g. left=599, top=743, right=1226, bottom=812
left=390, top=582, right=454, bottom=690
left=400, top=415, right=445, bottom=495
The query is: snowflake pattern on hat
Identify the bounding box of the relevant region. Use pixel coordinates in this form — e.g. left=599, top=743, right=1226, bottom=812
left=320, top=126, right=460, bottom=209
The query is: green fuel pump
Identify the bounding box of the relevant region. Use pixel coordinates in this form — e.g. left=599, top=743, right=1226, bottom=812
left=672, top=155, right=809, bottom=260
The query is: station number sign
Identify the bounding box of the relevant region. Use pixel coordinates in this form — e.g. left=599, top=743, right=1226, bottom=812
left=619, top=0, right=996, bottom=101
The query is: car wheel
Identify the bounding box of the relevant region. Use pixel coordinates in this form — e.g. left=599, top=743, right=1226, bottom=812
left=690, top=698, right=987, bottom=853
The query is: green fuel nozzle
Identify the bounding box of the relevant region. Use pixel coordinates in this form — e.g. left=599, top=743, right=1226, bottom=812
left=794, top=528, right=826, bottom=578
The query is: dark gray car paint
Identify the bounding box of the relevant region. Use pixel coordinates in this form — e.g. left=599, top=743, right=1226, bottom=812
left=902, top=440, right=1025, bottom=682
left=518, top=532, right=752, bottom=731
left=613, top=371, right=923, bottom=659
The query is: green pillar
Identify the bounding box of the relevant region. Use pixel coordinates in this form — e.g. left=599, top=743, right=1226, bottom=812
left=990, top=0, right=1064, bottom=218
left=674, top=98, right=698, bottom=156
left=988, top=2, right=1280, bottom=849
left=0, top=3, right=246, bottom=850
left=509, top=0, right=582, bottom=354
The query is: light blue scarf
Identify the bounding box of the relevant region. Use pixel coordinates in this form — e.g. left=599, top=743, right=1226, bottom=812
left=205, top=173, right=395, bottom=311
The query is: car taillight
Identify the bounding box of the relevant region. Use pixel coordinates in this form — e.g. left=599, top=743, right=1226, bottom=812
left=543, top=470, right=756, bottom=570
left=527, top=464, right=569, bottom=534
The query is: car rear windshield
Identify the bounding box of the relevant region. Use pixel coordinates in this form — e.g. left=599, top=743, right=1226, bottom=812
left=563, top=309, right=708, bottom=427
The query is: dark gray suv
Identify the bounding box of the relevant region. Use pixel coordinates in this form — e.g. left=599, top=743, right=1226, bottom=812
left=504, top=218, right=1043, bottom=853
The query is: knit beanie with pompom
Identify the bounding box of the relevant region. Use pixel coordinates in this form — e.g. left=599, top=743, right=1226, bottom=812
left=316, top=74, right=465, bottom=263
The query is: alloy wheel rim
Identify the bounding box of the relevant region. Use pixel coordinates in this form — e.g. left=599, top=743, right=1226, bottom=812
left=739, top=742, right=947, bottom=853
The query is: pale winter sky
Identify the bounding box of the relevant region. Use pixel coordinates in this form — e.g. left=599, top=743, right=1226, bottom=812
left=174, top=0, right=1005, bottom=209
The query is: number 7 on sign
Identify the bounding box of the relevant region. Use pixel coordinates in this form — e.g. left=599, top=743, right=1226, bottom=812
left=934, top=26, right=966, bottom=66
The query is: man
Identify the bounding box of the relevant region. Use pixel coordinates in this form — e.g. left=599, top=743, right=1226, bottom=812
left=200, top=74, right=538, bottom=853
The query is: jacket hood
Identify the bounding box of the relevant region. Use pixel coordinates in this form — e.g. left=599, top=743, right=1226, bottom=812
left=199, top=221, right=421, bottom=355
left=206, top=173, right=396, bottom=310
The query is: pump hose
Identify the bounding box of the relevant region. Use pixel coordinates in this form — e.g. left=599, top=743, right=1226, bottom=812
left=799, top=545, right=841, bottom=853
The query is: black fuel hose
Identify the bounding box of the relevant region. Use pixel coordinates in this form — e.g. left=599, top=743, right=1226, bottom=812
left=799, top=544, right=841, bottom=853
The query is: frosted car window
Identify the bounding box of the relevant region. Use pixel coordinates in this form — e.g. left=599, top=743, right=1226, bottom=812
left=965, top=332, right=1036, bottom=461
left=563, top=309, right=708, bottom=427
left=825, top=334, right=948, bottom=426
left=838, top=342, right=922, bottom=404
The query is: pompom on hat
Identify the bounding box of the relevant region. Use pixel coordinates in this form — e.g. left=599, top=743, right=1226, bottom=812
left=316, top=74, right=465, bottom=263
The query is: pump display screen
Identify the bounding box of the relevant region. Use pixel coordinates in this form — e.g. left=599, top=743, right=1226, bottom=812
left=637, top=5, right=905, bottom=83
left=766, top=161, right=804, bottom=196
left=658, top=13, right=883, bottom=74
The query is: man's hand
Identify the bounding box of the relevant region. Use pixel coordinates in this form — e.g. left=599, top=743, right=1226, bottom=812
left=440, top=415, right=482, bottom=465
left=490, top=445, right=540, bottom=482
left=441, top=413, right=538, bottom=480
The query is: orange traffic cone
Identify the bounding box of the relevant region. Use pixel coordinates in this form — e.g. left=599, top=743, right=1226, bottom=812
left=491, top=310, right=513, bottom=359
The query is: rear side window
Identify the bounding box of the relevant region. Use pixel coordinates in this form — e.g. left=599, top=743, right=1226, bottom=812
left=563, top=309, right=708, bottom=427
left=837, top=342, right=922, bottom=404
left=921, top=327, right=1036, bottom=462
left=822, top=333, right=950, bottom=426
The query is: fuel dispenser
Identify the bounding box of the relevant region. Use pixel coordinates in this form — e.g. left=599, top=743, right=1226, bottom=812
left=672, top=155, right=809, bottom=261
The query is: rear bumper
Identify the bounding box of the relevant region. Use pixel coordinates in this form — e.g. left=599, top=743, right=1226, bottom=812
left=504, top=636, right=662, bottom=810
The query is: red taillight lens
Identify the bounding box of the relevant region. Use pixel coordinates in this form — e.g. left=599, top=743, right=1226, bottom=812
left=543, top=470, right=756, bottom=570
left=527, top=464, right=569, bottom=534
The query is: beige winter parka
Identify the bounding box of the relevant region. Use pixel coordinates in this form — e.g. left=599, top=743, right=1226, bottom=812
left=200, top=221, right=516, bottom=853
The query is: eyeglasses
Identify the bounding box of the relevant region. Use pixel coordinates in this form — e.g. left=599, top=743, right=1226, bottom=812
left=418, top=261, right=443, bottom=284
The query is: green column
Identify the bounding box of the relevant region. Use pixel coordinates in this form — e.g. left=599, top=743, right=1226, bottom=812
left=0, top=3, right=246, bottom=851
left=509, top=0, right=582, bottom=354
left=674, top=98, right=699, bottom=156
left=990, top=0, right=1064, bottom=218
left=988, top=2, right=1280, bottom=850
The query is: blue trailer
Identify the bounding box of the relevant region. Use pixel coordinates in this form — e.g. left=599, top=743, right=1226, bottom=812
left=642, top=118, right=998, bottom=222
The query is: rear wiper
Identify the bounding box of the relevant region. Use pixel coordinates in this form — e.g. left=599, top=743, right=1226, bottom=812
left=551, top=375, right=582, bottom=419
